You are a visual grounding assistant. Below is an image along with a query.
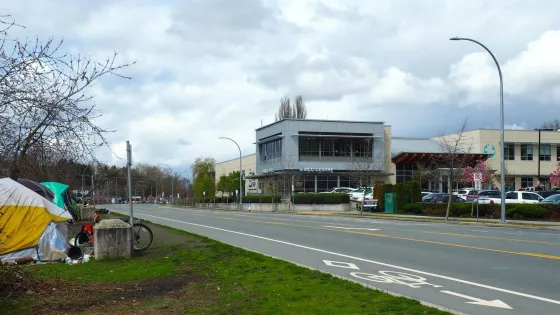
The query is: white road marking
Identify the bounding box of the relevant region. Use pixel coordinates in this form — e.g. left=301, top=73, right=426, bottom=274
left=134, top=212, right=560, bottom=306
left=441, top=290, right=512, bottom=309
left=323, top=226, right=380, bottom=231
left=323, top=260, right=360, bottom=270
left=539, top=232, right=560, bottom=236
left=350, top=271, right=442, bottom=289
left=470, top=230, right=488, bottom=233
left=504, top=232, right=524, bottom=235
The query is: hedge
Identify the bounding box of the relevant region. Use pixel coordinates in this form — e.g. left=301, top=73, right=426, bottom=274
left=378, top=184, right=394, bottom=211
left=294, top=193, right=350, bottom=204
left=215, top=196, right=234, bottom=203
left=394, top=183, right=405, bottom=210
left=408, top=181, right=422, bottom=203
left=243, top=195, right=281, bottom=203
left=398, top=202, right=560, bottom=220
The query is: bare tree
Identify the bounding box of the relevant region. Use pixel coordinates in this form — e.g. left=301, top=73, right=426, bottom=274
left=274, top=94, right=307, bottom=121
left=541, top=119, right=560, bottom=130
left=345, top=139, right=383, bottom=211
left=0, top=16, right=135, bottom=180
left=432, top=119, right=474, bottom=220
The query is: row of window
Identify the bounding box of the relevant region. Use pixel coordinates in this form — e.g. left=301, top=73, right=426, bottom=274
left=299, top=137, right=373, bottom=158
left=294, top=175, right=350, bottom=193
left=260, top=139, right=282, bottom=164
left=504, top=143, right=560, bottom=161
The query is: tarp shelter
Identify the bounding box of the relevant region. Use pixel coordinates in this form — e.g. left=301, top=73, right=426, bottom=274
left=41, top=181, right=77, bottom=221
left=0, top=178, right=72, bottom=261
left=17, top=179, right=55, bottom=202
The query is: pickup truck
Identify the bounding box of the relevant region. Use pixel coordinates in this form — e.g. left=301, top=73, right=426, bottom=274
left=477, top=191, right=544, bottom=204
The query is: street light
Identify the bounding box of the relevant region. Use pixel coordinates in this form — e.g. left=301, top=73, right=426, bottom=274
left=157, top=164, right=173, bottom=204
left=219, top=137, right=243, bottom=211
left=81, top=166, right=88, bottom=200
left=450, top=37, right=506, bottom=223
left=534, top=128, right=555, bottom=189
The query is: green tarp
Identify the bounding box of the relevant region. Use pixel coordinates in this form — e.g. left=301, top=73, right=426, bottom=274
left=40, top=182, right=70, bottom=209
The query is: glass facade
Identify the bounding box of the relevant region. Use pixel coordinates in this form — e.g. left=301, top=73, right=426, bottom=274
left=504, top=143, right=515, bottom=160
left=521, top=144, right=533, bottom=161
left=539, top=144, right=551, bottom=161
left=298, top=132, right=373, bottom=160
left=292, top=174, right=351, bottom=193
left=260, top=139, right=282, bottom=164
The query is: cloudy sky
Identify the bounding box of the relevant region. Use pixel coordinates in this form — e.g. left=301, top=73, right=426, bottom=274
left=3, top=0, right=560, bottom=176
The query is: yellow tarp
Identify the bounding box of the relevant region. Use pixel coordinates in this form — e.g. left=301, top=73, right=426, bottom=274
left=0, top=178, right=71, bottom=255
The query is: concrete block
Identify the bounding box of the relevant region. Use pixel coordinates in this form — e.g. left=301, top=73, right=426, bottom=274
left=80, top=207, right=94, bottom=221
left=94, top=219, right=132, bottom=260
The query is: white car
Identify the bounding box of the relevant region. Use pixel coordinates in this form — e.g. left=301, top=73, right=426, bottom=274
left=348, top=187, right=373, bottom=201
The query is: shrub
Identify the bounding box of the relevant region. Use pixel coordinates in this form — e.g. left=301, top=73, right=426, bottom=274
left=401, top=203, right=422, bottom=214
left=378, top=184, right=394, bottom=211
left=507, top=204, right=548, bottom=219
left=215, top=196, right=234, bottom=203
left=394, top=183, right=405, bottom=211
left=243, top=195, right=281, bottom=203
left=408, top=181, right=422, bottom=203
left=293, top=193, right=350, bottom=204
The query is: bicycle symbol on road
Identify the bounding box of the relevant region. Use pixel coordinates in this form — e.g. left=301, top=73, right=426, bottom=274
left=350, top=271, right=443, bottom=289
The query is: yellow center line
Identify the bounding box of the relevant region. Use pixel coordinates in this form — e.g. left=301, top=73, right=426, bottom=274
left=203, top=215, right=560, bottom=260
left=217, top=212, right=560, bottom=246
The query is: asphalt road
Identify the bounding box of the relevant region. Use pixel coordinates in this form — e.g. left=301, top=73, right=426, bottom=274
left=104, top=204, right=560, bottom=315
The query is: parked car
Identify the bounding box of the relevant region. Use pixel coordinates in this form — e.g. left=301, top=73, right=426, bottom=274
left=456, top=189, right=477, bottom=201
left=540, top=194, right=560, bottom=204
left=348, top=187, right=373, bottom=201
left=427, top=194, right=465, bottom=203
left=421, top=191, right=431, bottom=198
left=422, top=193, right=437, bottom=202
left=478, top=191, right=543, bottom=204
left=321, top=187, right=354, bottom=194
left=535, top=191, right=559, bottom=199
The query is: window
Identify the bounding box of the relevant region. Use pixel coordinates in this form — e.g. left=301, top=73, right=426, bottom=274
left=521, top=144, right=533, bottom=161
left=521, top=176, right=533, bottom=188
left=260, top=139, right=282, bottom=164
left=299, top=137, right=319, bottom=157
left=557, top=145, right=560, bottom=161
left=539, top=144, right=551, bottom=161
left=396, top=164, right=414, bottom=184
left=339, top=175, right=349, bottom=188
left=504, top=143, right=515, bottom=160
left=506, top=192, right=516, bottom=199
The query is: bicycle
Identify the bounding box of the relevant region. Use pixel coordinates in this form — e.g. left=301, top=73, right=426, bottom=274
left=74, top=211, right=153, bottom=251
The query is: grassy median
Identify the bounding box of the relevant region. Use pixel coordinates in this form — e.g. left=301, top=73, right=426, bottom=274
left=1, top=220, right=450, bottom=315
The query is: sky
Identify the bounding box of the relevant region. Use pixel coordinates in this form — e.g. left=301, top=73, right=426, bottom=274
left=3, top=0, right=560, bottom=176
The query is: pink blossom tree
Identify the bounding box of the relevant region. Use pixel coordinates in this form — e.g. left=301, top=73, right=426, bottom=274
left=550, top=162, right=560, bottom=188
left=464, top=159, right=492, bottom=186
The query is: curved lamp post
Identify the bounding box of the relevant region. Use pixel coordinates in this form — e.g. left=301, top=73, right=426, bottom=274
left=81, top=166, right=88, bottom=200
left=450, top=37, right=505, bottom=223
left=219, top=137, right=243, bottom=211
left=157, top=164, right=174, bottom=203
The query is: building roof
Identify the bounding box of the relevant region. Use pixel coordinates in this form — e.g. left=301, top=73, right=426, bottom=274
left=216, top=153, right=256, bottom=165
left=256, top=119, right=386, bottom=131
left=391, top=137, right=488, bottom=164
left=391, top=137, right=448, bottom=158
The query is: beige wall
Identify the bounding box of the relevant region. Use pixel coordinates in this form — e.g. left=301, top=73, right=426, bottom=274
left=382, top=125, right=396, bottom=184
left=215, top=154, right=257, bottom=195
left=436, top=129, right=560, bottom=188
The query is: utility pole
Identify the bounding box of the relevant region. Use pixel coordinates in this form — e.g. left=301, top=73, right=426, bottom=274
left=91, top=169, right=96, bottom=209
left=127, top=141, right=134, bottom=226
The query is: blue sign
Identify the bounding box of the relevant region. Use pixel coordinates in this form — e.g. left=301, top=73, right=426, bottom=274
left=484, top=144, right=496, bottom=159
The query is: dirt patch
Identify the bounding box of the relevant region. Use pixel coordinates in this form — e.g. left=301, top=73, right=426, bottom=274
left=32, top=271, right=210, bottom=315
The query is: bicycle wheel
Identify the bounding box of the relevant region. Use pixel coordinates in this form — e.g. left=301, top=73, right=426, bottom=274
left=131, top=223, right=153, bottom=251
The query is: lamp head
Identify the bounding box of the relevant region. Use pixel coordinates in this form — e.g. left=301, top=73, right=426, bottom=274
left=449, top=37, right=461, bottom=41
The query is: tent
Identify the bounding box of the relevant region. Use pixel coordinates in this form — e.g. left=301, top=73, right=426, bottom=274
left=0, top=178, right=72, bottom=262
left=17, top=179, right=55, bottom=202
left=41, top=181, right=78, bottom=221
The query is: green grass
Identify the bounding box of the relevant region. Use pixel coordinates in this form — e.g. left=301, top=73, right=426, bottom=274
left=4, top=224, right=451, bottom=315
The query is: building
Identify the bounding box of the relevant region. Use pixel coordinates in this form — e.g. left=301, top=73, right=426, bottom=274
left=215, top=120, right=560, bottom=196
left=214, top=119, right=488, bottom=196
left=436, top=129, right=560, bottom=190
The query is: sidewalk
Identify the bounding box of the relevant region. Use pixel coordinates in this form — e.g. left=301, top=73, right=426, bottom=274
left=295, top=211, right=560, bottom=229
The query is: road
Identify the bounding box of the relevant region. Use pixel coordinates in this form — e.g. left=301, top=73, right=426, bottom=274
left=104, top=204, right=560, bottom=315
